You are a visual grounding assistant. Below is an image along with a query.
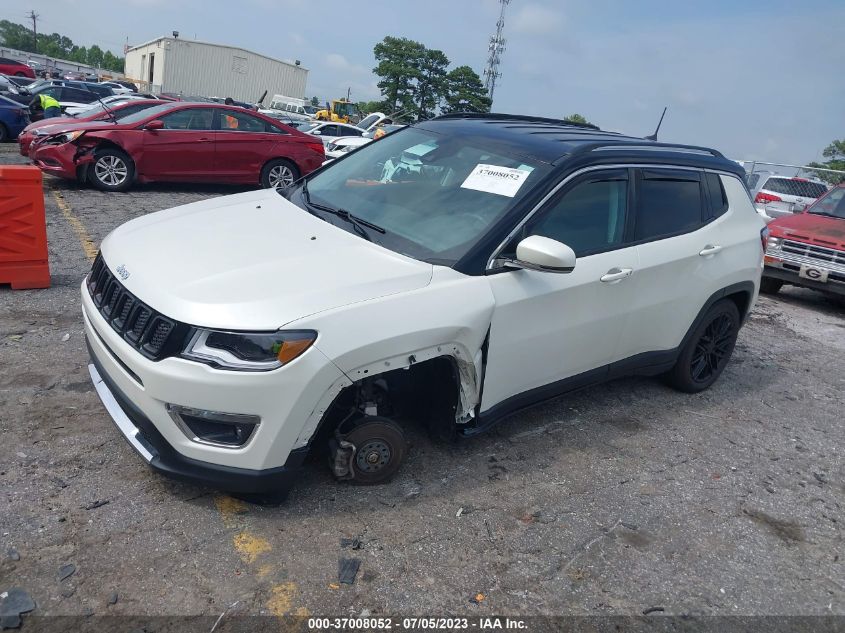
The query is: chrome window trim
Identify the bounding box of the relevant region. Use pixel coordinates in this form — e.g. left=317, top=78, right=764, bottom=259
left=485, top=163, right=745, bottom=270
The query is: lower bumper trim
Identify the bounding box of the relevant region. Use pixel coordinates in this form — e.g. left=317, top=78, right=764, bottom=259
left=86, top=337, right=307, bottom=496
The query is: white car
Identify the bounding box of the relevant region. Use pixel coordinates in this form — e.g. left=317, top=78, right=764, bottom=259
left=746, top=171, right=829, bottom=223
left=83, top=113, right=765, bottom=501
left=323, top=136, right=371, bottom=161
left=297, top=121, right=365, bottom=146
left=98, top=81, right=134, bottom=95
left=63, top=94, right=145, bottom=116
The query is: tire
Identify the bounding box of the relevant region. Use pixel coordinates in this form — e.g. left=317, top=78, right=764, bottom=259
left=89, top=148, right=134, bottom=192
left=759, top=278, right=783, bottom=294
left=666, top=300, right=740, bottom=393
left=344, top=417, right=407, bottom=485
left=260, top=159, right=299, bottom=190
left=0, top=124, right=7, bottom=143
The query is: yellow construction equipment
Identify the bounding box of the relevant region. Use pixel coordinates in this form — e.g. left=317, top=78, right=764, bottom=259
left=315, top=99, right=361, bottom=124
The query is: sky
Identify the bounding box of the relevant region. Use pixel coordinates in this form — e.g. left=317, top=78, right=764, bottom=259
left=5, top=0, right=843, bottom=166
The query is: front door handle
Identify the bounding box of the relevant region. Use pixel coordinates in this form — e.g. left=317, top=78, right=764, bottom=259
left=600, top=267, right=633, bottom=283
left=699, top=244, right=723, bottom=257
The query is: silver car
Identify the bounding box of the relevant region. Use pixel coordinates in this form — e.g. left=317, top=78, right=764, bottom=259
left=747, top=172, right=828, bottom=222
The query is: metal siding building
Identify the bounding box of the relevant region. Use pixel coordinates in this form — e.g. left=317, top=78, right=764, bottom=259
left=124, top=37, right=307, bottom=102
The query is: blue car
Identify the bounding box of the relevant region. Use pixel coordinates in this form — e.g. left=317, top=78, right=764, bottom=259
left=0, top=94, right=30, bottom=141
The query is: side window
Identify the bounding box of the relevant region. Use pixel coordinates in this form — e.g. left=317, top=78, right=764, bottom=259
left=746, top=173, right=760, bottom=190
left=634, top=169, right=704, bottom=241
left=705, top=172, right=729, bottom=218
left=344, top=126, right=363, bottom=137
left=525, top=170, right=628, bottom=256
left=160, top=108, right=214, bottom=130
left=64, top=88, right=97, bottom=103
left=41, top=87, right=62, bottom=99
left=219, top=109, right=266, bottom=132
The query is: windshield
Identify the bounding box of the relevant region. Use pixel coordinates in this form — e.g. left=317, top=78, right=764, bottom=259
left=297, top=127, right=550, bottom=265
left=358, top=114, right=381, bottom=130
left=117, top=102, right=179, bottom=125
left=807, top=187, right=845, bottom=219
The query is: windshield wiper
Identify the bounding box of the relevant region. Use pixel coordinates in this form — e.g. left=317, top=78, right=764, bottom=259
left=300, top=181, right=385, bottom=241
left=807, top=210, right=842, bottom=218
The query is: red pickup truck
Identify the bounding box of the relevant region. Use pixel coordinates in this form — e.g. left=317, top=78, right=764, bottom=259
left=762, top=183, right=845, bottom=306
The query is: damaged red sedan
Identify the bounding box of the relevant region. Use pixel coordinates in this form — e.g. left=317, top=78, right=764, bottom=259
left=30, top=102, right=326, bottom=192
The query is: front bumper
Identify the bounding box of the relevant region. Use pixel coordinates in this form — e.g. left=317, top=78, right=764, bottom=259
left=764, top=247, right=845, bottom=297
left=87, top=345, right=308, bottom=494
left=30, top=141, right=82, bottom=180
left=18, top=133, right=33, bottom=157
left=81, top=278, right=349, bottom=493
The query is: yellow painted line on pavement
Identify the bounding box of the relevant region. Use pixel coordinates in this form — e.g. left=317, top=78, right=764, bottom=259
left=51, top=190, right=97, bottom=262
left=213, top=495, right=308, bottom=615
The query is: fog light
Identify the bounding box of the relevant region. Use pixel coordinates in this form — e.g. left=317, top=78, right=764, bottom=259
left=166, top=404, right=259, bottom=448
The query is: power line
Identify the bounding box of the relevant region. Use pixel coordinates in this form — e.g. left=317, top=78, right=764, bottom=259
left=483, top=0, right=510, bottom=106
left=27, top=10, right=39, bottom=53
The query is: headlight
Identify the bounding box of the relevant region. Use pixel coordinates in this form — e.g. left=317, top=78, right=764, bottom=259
left=766, top=236, right=782, bottom=249
left=48, top=130, right=85, bottom=144
left=182, top=329, right=317, bottom=371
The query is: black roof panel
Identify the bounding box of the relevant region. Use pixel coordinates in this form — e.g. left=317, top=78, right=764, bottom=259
left=419, top=113, right=737, bottom=174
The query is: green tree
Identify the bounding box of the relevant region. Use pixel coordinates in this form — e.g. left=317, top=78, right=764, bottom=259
left=563, top=113, right=594, bottom=126
left=807, top=139, right=845, bottom=185
left=358, top=100, right=385, bottom=115
left=87, top=44, right=104, bottom=68
left=442, top=66, right=491, bottom=114
left=414, top=47, right=449, bottom=120
left=373, top=36, right=425, bottom=115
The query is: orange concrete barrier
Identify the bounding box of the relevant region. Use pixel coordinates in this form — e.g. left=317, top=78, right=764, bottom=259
left=0, top=166, right=50, bottom=289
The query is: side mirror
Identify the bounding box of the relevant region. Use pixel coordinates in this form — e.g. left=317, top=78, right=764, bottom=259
left=145, top=119, right=164, bottom=130
left=508, top=235, right=576, bottom=273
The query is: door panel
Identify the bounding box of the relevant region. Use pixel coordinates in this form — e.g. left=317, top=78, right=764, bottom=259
left=617, top=168, right=726, bottom=358
left=139, top=107, right=215, bottom=180
left=481, top=169, right=638, bottom=411
left=482, top=246, right=640, bottom=411
left=213, top=109, right=278, bottom=181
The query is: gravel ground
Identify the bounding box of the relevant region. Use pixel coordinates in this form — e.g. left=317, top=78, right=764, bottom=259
left=0, top=143, right=843, bottom=623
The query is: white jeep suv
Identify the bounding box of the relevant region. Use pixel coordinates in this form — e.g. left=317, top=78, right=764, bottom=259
left=83, top=113, right=766, bottom=501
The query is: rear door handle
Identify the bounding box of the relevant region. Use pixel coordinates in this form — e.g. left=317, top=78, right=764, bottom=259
left=699, top=244, right=723, bottom=256
left=600, top=267, right=633, bottom=283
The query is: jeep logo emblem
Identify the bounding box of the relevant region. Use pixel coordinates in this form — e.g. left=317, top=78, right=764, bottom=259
left=116, top=265, right=131, bottom=280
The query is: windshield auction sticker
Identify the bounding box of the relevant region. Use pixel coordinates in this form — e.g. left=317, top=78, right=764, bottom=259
left=461, top=164, right=532, bottom=197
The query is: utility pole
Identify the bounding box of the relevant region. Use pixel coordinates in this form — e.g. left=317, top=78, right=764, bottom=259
left=28, top=10, right=39, bottom=53
left=483, top=0, right=510, bottom=106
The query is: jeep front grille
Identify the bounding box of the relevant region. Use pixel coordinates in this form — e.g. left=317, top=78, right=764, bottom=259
left=87, top=254, right=188, bottom=360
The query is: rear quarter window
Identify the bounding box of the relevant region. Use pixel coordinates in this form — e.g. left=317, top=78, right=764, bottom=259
left=705, top=172, right=729, bottom=218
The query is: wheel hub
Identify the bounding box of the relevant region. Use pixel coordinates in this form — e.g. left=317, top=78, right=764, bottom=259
left=355, top=440, right=391, bottom=473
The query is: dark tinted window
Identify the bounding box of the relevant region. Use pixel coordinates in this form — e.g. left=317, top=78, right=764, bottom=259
left=527, top=171, right=628, bottom=256
left=705, top=172, right=729, bottom=218
left=160, top=107, right=214, bottom=130
left=219, top=109, right=265, bottom=132
left=763, top=177, right=827, bottom=199
left=62, top=87, right=99, bottom=103
left=635, top=170, right=703, bottom=240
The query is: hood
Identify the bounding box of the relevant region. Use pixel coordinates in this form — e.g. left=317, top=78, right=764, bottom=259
left=29, top=120, right=106, bottom=136
left=769, top=212, right=845, bottom=250
left=24, top=117, right=76, bottom=133
left=99, top=189, right=433, bottom=330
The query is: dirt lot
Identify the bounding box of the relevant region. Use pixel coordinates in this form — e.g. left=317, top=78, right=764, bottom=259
left=1, top=143, right=843, bottom=623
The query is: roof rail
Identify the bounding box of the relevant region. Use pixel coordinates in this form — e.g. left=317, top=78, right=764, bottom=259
left=433, top=112, right=602, bottom=131
left=570, top=140, right=725, bottom=159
